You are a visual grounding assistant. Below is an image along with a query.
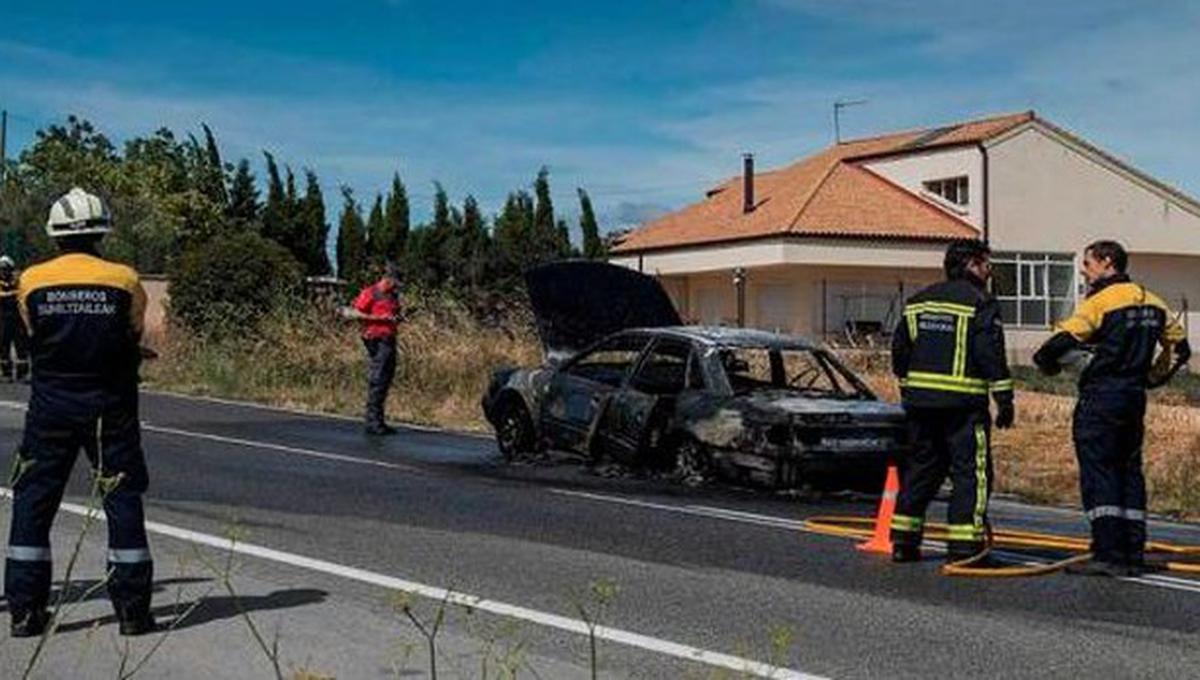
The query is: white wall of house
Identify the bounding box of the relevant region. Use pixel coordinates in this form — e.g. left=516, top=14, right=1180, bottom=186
left=862, top=146, right=985, bottom=229
left=657, top=264, right=942, bottom=340
left=988, top=124, right=1200, bottom=365
left=988, top=125, right=1200, bottom=255
left=609, top=237, right=948, bottom=276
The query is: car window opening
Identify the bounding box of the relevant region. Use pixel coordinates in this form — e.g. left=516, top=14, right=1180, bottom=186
left=719, top=347, right=866, bottom=398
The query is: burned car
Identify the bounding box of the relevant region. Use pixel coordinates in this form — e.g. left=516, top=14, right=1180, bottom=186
left=482, top=261, right=908, bottom=489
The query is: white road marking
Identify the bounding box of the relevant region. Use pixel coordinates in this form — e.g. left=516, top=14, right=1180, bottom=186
left=138, top=389, right=492, bottom=439
left=551, top=489, right=1200, bottom=595
left=0, top=487, right=825, bottom=680
left=143, top=424, right=421, bottom=473
left=0, top=400, right=419, bottom=473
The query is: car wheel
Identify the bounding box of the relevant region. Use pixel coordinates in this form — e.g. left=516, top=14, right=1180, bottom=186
left=675, top=437, right=713, bottom=486
left=495, top=398, right=535, bottom=461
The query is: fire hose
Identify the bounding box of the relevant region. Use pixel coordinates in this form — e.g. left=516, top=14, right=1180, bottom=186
left=803, top=515, right=1200, bottom=577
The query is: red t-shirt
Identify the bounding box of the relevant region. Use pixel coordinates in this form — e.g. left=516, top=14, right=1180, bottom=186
left=352, top=281, right=400, bottom=339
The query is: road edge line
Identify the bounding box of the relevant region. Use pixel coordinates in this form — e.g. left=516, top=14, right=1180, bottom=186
left=0, top=487, right=826, bottom=680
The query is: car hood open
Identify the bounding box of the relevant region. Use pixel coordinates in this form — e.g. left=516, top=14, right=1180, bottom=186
left=525, top=260, right=682, bottom=360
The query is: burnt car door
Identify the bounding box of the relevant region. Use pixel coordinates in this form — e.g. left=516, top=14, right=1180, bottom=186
left=540, top=332, right=651, bottom=454
left=600, top=337, right=702, bottom=465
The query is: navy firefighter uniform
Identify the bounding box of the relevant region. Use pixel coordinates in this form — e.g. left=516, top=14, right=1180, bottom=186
left=1034, top=274, right=1189, bottom=569
left=890, top=270, right=1014, bottom=561
left=5, top=187, right=155, bottom=636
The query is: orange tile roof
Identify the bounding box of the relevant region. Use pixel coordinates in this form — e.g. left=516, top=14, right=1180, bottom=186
left=613, top=111, right=1034, bottom=253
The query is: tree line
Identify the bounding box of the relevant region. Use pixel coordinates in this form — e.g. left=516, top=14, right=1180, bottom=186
left=0, top=116, right=608, bottom=299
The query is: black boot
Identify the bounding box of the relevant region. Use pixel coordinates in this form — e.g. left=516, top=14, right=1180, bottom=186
left=891, top=544, right=922, bottom=563
left=10, top=608, right=51, bottom=638
left=118, top=611, right=159, bottom=636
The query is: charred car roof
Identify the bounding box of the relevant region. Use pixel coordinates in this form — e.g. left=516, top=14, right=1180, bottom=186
left=623, top=326, right=819, bottom=351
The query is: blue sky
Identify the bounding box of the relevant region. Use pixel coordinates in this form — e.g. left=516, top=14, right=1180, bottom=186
left=2, top=1, right=1197, bottom=231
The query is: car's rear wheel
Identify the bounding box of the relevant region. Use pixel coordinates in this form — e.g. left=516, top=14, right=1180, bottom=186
left=675, top=437, right=713, bottom=486
left=495, top=398, right=535, bottom=461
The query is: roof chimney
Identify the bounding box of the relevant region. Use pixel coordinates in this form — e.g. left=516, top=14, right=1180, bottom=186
left=742, top=152, right=755, bottom=214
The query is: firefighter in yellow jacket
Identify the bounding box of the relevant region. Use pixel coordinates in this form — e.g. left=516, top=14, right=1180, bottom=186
left=1035, top=240, right=1190, bottom=576
left=5, top=188, right=155, bottom=636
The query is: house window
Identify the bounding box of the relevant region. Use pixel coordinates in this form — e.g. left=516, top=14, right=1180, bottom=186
left=992, top=252, right=1076, bottom=327
left=923, top=176, right=969, bottom=206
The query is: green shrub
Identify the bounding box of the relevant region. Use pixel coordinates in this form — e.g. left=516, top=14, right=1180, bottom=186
left=168, top=231, right=303, bottom=335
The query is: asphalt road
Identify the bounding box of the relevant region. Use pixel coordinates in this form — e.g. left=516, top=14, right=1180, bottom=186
left=2, top=384, right=1200, bottom=678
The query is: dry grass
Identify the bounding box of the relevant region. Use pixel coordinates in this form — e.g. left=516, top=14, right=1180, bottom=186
left=144, top=299, right=541, bottom=433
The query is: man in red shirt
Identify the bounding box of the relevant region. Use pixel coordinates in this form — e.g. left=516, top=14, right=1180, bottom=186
left=347, top=268, right=403, bottom=435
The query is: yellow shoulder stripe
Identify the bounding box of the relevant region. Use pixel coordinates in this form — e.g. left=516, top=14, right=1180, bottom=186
left=18, top=253, right=145, bottom=334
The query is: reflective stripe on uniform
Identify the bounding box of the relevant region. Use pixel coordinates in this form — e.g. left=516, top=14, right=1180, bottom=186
left=1086, top=505, right=1126, bottom=520
left=946, top=524, right=983, bottom=541
left=1085, top=506, right=1146, bottom=521
left=906, top=301, right=977, bottom=316
left=890, top=514, right=924, bottom=532
left=953, top=315, right=969, bottom=377
left=900, top=371, right=989, bottom=395
left=8, top=545, right=52, bottom=562
left=107, top=548, right=152, bottom=564
left=989, top=379, right=1014, bottom=393
left=973, top=423, right=988, bottom=530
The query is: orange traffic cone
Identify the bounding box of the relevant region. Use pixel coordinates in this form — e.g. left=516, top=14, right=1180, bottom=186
left=857, top=464, right=900, bottom=554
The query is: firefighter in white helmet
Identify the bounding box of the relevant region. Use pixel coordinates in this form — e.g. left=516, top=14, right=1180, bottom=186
left=0, top=254, right=30, bottom=381
left=5, top=187, right=155, bottom=636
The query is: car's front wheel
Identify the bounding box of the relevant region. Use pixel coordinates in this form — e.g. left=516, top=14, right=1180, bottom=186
left=495, top=398, right=535, bottom=461
left=675, top=437, right=713, bottom=486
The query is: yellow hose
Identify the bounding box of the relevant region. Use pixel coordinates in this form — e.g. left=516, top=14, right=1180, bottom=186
left=803, top=515, right=1200, bottom=578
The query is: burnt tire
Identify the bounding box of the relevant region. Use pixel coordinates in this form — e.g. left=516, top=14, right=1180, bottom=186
left=675, top=437, right=713, bottom=486
left=494, top=398, right=535, bottom=461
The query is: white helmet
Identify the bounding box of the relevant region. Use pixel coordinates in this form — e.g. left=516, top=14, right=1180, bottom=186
left=0, top=255, right=13, bottom=269
left=46, top=187, right=112, bottom=238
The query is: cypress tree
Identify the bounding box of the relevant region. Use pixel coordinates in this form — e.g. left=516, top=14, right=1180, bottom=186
left=532, top=166, right=557, bottom=260
left=200, top=123, right=228, bottom=207
left=261, top=151, right=287, bottom=246
left=556, top=218, right=573, bottom=257
left=493, top=190, right=534, bottom=289
left=336, top=186, right=368, bottom=288
left=577, top=188, right=604, bottom=259
left=428, top=182, right=453, bottom=287
left=366, top=193, right=388, bottom=267
left=299, top=169, right=330, bottom=275
left=226, top=158, right=260, bottom=229
left=461, top=195, right=489, bottom=290
left=384, top=172, right=410, bottom=262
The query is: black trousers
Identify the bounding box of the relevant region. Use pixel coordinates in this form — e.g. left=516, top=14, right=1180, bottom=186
left=0, top=312, right=29, bottom=380
left=363, top=336, right=397, bottom=428
left=891, top=407, right=993, bottom=557
left=5, top=389, right=152, bottom=618
left=1073, top=390, right=1148, bottom=564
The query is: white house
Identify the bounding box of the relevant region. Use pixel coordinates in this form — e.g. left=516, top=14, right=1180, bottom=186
left=609, top=111, right=1200, bottom=363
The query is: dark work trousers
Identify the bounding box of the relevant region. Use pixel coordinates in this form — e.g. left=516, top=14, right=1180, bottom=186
left=5, top=387, right=152, bottom=618
left=363, top=336, right=397, bottom=428
left=1072, top=390, right=1148, bottom=564
left=0, top=309, right=29, bottom=380
left=891, top=407, right=993, bottom=558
